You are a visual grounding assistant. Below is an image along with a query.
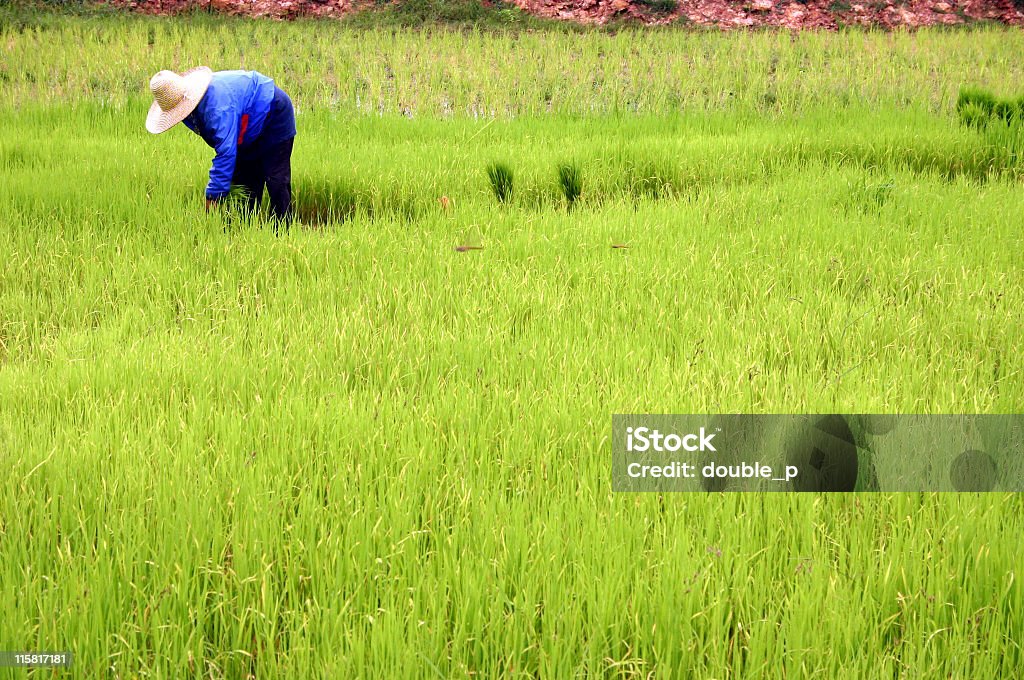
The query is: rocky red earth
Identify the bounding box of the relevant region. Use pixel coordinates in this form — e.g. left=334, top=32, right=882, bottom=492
left=109, top=0, right=1024, bottom=27
left=513, top=0, right=1024, bottom=27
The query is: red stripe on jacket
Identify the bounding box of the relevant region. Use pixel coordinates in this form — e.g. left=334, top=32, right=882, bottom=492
left=237, top=114, right=249, bottom=145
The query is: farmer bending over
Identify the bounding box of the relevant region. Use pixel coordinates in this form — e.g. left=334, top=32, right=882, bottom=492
left=146, top=67, right=296, bottom=223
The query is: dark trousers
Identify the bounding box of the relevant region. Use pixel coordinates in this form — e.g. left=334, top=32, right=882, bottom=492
left=232, top=136, right=294, bottom=222
left=232, top=87, right=296, bottom=223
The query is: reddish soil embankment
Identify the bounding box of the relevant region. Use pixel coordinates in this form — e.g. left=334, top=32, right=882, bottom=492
left=111, top=0, right=1024, bottom=27
left=515, top=0, right=1024, bottom=28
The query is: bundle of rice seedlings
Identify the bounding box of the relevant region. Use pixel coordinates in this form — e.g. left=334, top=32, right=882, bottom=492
left=957, top=87, right=1024, bottom=129
left=486, top=162, right=513, bottom=204
left=558, top=162, right=582, bottom=206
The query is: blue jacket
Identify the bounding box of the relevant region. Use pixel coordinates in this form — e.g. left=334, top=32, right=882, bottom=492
left=182, top=70, right=285, bottom=200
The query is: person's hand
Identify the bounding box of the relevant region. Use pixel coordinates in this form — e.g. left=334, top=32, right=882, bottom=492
left=205, top=198, right=218, bottom=212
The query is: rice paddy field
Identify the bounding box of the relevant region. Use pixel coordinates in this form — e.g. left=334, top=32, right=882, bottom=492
left=2, top=9, right=1024, bottom=678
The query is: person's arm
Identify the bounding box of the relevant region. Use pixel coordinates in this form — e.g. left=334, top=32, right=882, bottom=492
left=203, top=105, right=240, bottom=206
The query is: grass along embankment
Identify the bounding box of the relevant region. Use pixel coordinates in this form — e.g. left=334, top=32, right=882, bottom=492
left=1, top=12, right=1024, bottom=678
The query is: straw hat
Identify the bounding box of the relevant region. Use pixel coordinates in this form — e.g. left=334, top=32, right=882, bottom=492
left=145, top=67, right=213, bottom=134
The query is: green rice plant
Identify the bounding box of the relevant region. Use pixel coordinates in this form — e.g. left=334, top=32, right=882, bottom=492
left=957, top=88, right=996, bottom=127
left=956, top=87, right=1024, bottom=129
left=956, top=87, right=1024, bottom=164
left=2, top=12, right=1023, bottom=115
left=840, top=179, right=896, bottom=216
left=557, top=162, right=582, bottom=206
left=957, top=100, right=992, bottom=131
left=617, top=156, right=681, bottom=200
left=292, top=177, right=358, bottom=227
left=219, top=184, right=263, bottom=227
left=2, top=14, right=1024, bottom=679
left=486, top=161, right=514, bottom=204
left=981, top=118, right=1024, bottom=164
